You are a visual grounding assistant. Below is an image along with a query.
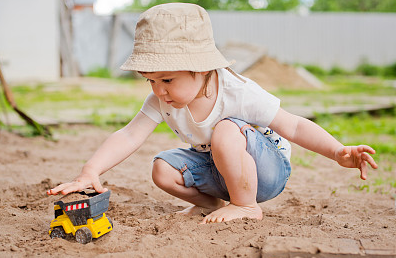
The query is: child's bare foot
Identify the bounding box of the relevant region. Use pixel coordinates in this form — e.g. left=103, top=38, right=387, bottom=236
left=200, top=203, right=262, bottom=224
left=177, top=200, right=226, bottom=216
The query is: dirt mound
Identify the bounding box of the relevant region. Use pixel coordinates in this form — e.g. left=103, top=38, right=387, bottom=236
left=242, top=56, right=321, bottom=91
left=220, top=42, right=321, bottom=91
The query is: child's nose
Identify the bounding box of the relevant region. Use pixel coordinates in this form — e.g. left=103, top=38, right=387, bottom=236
left=155, top=85, right=168, bottom=96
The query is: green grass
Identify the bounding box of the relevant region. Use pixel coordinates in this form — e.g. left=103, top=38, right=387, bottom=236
left=11, top=85, right=143, bottom=110
left=303, top=62, right=396, bottom=78
left=315, top=111, right=396, bottom=156
left=273, top=75, right=396, bottom=97
left=314, top=110, right=396, bottom=195
left=350, top=172, right=396, bottom=195
left=86, top=67, right=112, bottom=78
left=290, top=150, right=317, bottom=168
left=1, top=79, right=180, bottom=136
left=153, top=121, right=176, bottom=135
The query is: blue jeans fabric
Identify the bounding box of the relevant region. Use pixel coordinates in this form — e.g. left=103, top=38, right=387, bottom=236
left=154, top=117, right=291, bottom=203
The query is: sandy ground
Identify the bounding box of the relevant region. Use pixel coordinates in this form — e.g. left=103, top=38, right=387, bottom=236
left=0, top=125, right=395, bottom=257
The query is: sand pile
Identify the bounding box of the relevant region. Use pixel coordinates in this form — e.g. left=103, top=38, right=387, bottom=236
left=220, top=42, right=322, bottom=91
left=242, top=56, right=322, bottom=91
left=59, top=191, right=93, bottom=203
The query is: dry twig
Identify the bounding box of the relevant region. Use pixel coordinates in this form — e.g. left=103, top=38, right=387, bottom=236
left=0, top=66, right=52, bottom=138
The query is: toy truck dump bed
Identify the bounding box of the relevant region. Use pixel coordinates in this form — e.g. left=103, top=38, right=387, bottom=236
left=55, top=190, right=110, bottom=226
left=49, top=191, right=113, bottom=244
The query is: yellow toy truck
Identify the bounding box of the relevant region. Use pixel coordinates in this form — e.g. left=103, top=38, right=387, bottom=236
left=49, top=191, right=113, bottom=244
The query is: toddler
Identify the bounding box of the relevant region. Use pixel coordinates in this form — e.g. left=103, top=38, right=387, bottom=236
left=47, top=3, right=378, bottom=223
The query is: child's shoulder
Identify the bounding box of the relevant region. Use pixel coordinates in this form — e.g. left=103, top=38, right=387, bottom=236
left=220, top=68, right=262, bottom=90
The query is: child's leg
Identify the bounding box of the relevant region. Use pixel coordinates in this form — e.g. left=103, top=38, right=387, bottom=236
left=203, top=119, right=263, bottom=223
left=152, top=158, right=225, bottom=215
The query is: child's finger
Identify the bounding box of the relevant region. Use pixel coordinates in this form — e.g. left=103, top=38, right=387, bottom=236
left=47, top=189, right=58, bottom=195
left=360, top=161, right=368, bottom=180
left=92, top=179, right=107, bottom=193
left=60, top=186, right=79, bottom=195
left=362, top=152, right=378, bottom=169
left=60, top=181, right=86, bottom=195
left=358, top=145, right=376, bottom=154
left=47, top=182, right=73, bottom=195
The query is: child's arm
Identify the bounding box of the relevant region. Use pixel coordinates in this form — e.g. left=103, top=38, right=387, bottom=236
left=269, top=108, right=378, bottom=180
left=47, top=111, right=158, bottom=195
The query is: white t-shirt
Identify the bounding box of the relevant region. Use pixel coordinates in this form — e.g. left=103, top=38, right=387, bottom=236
left=141, top=68, right=291, bottom=160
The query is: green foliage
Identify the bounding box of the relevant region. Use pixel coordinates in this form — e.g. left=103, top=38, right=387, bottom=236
left=355, top=62, right=381, bottom=76
left=311, top=0, right=396, bottom=12
left=328, top=66, right=350, bottom=76
left=122, top=0, right=300, bottom=11
left=265, top=0, right=300, bottom=11
left=124, top=0, right=248, bottom=11
left=322, top=77, right=395, bottom=95
left=302, top=62, right=396, bottom=78
left=86, top=67, right=112, bottom=78
left=122, top=0, right=396, bottom=12
left=89, top=110, right=133, bottom=128
left=382, top=62, right=396, bottom=78
left=0, top=124, right=44, bottom=138
left=315, top=111, right=396, bottom=156
left=303, top=65, right=327, bottom=76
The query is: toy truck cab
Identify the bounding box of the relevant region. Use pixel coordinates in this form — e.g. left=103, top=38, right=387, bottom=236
left=49, top=191, right=113, bottom=244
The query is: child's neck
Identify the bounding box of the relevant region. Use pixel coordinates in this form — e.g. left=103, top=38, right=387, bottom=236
left=187, top=71, right=219, bottom=123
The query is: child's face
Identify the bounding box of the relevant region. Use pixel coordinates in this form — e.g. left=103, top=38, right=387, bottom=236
left=142, top=71, right=208, bottom=109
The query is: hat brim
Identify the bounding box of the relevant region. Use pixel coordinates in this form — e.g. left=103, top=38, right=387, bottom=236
left=120, top=49, right=233, bottom=72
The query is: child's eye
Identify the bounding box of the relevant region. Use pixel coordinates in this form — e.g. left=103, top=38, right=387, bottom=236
left=146, top=78, right=154, bottom=83
left=162, top=79, right=172, bottom=83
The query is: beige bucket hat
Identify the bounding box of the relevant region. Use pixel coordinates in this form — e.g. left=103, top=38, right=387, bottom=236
left=120, top=3, right=233, bottom=72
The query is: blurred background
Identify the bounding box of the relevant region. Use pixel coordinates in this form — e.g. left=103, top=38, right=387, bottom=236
left=1, top=0, right=396, bottom=81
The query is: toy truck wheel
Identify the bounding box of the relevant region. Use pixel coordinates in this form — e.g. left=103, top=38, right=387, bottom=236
left=75, top=227, right=92, bottom=244
left=50, top=227, right=66, bottom=239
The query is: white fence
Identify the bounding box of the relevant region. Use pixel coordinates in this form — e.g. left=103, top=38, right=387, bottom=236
left=0, top=0, right=59, bottom=81
left=73, top=10, right=396, bottom=76
left=210, top=11, right=396, bottom=70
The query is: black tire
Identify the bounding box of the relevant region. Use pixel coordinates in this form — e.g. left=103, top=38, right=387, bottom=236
left=107, top=216, right=114, bottom=229
left=50, top=227, right=66, bottom=239
left=75, top=227, right=92, bottom=244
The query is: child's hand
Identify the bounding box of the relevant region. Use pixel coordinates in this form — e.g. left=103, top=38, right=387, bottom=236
left=46, top=171, right=108, bottom=195
left=335, top=145, right=378, bottom=180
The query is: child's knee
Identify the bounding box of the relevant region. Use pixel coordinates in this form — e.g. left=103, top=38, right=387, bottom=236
left=152, top=158, right=183, bottom=189
left=211, top=119, right=246, bottom=154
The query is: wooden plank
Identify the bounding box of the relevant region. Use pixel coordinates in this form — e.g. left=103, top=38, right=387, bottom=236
left=107, top=14, right=121, bottom=75
left=285, top=103, right=395, bottom=120
left=59, top=0, right=80, bottom=77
